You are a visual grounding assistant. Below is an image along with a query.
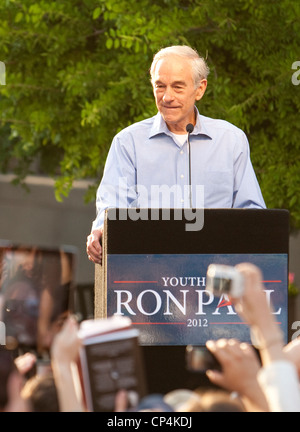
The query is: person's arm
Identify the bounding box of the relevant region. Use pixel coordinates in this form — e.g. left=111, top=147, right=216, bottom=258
left=232, top=133, right=266, bottom=209
left=233, top=263, right=285, bottom=365
left=283, top=337, right=300, bottom=377
left=50, top=316, right=84, bottom=412
left=87, top=133, right=137, bottom=265
left=257, top=360, right=300, bottom=412
left=232, top=263, right=300, bottom=412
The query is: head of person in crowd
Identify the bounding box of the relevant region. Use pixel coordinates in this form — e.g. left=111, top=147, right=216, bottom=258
left=195, top=389, right=245, bottom=412
left=22, top=373, right=59, bottom=412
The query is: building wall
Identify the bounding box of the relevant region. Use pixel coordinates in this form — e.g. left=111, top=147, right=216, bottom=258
left=0, top=175, right=96, bottom=286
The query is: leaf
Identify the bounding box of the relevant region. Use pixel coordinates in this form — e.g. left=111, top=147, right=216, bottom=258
left=106, top=38, right=113, bottom=49
left=14, top=11, right=23, bottom=23
left=92, top=7, right=101, bottom=20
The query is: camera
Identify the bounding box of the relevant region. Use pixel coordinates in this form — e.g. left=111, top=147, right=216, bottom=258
left=206, top=264, right=244, bottom=298
left=185, top=345, right=221, bottom=372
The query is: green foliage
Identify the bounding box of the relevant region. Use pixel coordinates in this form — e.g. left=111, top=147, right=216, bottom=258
left=289, top=272, right=299, bottom=297
left=0, top=0, right=299, bottom=228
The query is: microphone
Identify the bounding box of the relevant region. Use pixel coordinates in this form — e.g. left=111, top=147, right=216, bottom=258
left=186, top=123, right=194, bottom=208
left=186, top=123, right=194, bottom=134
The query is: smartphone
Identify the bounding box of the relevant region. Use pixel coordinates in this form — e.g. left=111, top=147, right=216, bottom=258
left=185, top=345, right=222, bottom=372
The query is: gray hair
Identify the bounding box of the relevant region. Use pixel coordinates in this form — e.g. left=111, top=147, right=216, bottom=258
left=150, top=45, right=210, bottom=88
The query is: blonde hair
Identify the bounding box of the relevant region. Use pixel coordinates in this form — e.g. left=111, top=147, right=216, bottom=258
left=150, top=45, right=210, bottom=88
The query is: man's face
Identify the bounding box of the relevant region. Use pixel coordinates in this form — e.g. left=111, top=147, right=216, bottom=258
left=152, top=55, right=207, bottom=133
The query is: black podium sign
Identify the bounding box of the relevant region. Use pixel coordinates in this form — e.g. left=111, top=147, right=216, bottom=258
left=102, top=209, right=289, bottom=346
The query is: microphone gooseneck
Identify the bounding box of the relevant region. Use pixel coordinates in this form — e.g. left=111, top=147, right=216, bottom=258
left=186, top=123, right=194, bottom=208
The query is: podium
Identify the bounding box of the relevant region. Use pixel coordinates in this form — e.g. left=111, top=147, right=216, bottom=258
left=95, top=208, right=289, bottom=392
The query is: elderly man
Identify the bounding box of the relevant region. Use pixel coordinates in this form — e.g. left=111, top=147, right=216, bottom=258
left=87, top=45, right=265, bottom=264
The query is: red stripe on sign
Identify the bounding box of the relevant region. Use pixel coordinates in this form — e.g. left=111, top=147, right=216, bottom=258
left=132, top=322, right=186, bottom=325
left=262, top=280, right=282, bottom=283
left=114, top=281, right=158, bottom=283
left=210, top=322, right=282, bottom=325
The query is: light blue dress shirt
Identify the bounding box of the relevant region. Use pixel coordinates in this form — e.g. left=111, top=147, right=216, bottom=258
left=92, top=108, right=266, bottom=230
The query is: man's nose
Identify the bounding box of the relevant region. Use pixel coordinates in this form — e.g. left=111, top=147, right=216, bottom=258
left=162, top=87, right=174, bottom=103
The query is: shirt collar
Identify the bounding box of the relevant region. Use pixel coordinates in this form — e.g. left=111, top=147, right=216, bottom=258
left=149, top=107, right=212, bottom=139
left=193, top=108, right=212, bottom=139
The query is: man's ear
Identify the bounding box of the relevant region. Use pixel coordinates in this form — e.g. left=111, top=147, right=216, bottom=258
left=195, top=79, right=207, bottom=101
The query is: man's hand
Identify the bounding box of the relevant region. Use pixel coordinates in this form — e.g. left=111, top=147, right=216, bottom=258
left=86, top=228, right=103, bottom=265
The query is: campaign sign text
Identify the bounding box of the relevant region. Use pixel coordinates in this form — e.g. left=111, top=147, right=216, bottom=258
left=107, top=253, right=288, bottom=345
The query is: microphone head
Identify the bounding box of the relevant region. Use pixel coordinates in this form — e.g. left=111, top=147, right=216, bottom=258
left=186, top=123, right=194, bottom=134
